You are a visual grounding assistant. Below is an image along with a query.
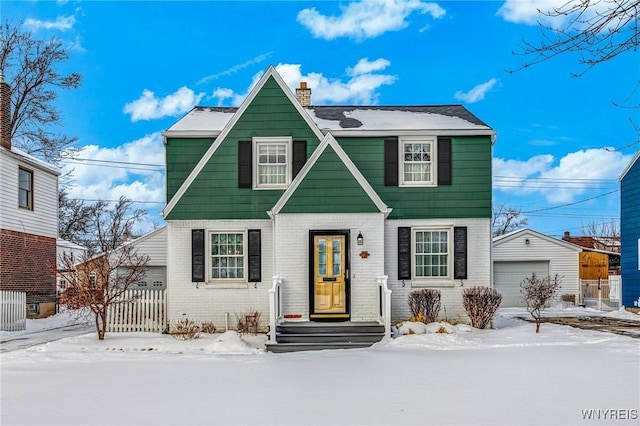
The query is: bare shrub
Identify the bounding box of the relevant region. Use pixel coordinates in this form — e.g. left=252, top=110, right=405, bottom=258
left=169, top=316, right=201, bottom=340
left=236, top=309, right=261, bottom=334
left=462, top=287, right=502, bottom=329
left=408, top=289, right=441, bottom=323
left=521, top=273, right=562, bottom=333
left=200, top=321, right=217, bottom=334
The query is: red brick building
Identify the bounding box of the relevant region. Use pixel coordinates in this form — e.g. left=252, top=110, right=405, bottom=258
left=0, top=74, right=60, bottom=318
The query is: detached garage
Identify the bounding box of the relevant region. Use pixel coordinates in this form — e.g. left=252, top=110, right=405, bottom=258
left=493, top=229, right=582, bottom=307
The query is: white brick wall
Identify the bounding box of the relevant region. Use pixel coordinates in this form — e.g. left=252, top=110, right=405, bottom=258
left=167, top=216, right=491, bottom=327
left=166, top=220, right=273, bottom=330
left=274, top=213, right=385, bottom=321
left=385, top=218, right=492, bottom=323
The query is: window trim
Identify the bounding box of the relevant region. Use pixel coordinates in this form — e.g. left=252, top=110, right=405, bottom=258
left=206, top=230, right=248, bottom=286
left=18, top=167, right=34, bottom=210
left=411, top=227, right=453, bottom=285
left=253, top=136, right=292, bottom=190
left=399, top=136, right=437, bottom=187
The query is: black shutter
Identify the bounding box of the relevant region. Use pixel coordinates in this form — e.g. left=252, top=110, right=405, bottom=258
left=398, top=227, right=411, bottom=280
left=384, top=138, right=399, bottom=186
left=238, top=140, right=252, bottom=188
left=453, top=227, right=467, bottom=279
left=438, top=137, right=452, bottom=186
left=248, top=229, right=261, bottom=282
left=292, top=140, right=307, bottom=178
left=192, top=229, right=205, bottom=282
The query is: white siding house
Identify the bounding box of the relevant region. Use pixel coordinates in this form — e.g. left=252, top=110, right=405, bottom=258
left=493, top=228, right=582, bottom=307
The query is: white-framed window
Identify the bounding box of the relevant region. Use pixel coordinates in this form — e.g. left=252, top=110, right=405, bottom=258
left=253, top=137, right=292, bottom=189
left=413, top=228, right=451, bottom=279
left=209, top=231, right=246, bottom=281
left=400, top=137, right=436, bottom=186
left=18, top=167, right=34, bottom=210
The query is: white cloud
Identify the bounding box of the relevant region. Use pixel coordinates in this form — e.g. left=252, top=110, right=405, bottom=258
left=61, top=132, right=165, bottom=230
left=212, top=59, right=396, bottom=107
left=24, top=15, right=76, bottom=31
left=494, top=149, right=632, bottom=203
left=454, top=78, right=498, bottom=103
left=297, top=0, right=445, bottom=40
left=497, top=0, right=613, bottom=28
left=347, top=58, right=391, bottom=76
left=124, top=87, right=205, bottom=121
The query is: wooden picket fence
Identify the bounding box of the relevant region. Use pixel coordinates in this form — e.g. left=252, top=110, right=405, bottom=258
left=0, top=290, right=26, bottom=331
left=107, top=290, right=167, bottom=333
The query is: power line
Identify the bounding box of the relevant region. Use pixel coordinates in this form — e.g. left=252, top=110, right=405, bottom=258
left=522, top=189, right=619, bottom=214
left=64, top=157, right=164, bottom=167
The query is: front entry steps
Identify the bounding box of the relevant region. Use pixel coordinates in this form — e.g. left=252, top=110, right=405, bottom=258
left=266, top=321, right=385, bottom=353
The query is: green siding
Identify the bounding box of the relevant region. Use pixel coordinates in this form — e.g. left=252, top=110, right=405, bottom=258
left=166, top=76, right=321, bottom=220
left=165, top=138, right=213, bottom=202
left=339, top=136, right=492, bottom=219
left=281, top=145, right=379, bottom=214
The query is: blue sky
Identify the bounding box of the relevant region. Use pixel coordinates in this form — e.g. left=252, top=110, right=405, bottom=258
left=4, top=0, right=639, bottom=237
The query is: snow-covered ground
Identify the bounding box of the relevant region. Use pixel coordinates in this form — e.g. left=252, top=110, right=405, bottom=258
left=1, top=306, right=638, bottom=426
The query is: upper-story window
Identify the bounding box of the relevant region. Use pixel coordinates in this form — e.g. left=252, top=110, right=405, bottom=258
left=18, top=167, right=34, bottom=210
left=400, top=137, right=436, bottom=186
left=253, top=137, right=292, bottom=189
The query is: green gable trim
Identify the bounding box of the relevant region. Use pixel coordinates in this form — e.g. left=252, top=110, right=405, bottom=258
left=165, top=72, right=322, bottom=220
left=280, top=144, right=380, bottom=214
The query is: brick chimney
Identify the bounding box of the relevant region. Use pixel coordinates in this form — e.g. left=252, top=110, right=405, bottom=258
left=0, top=73, right=11, bottom=149
left=296, top=82, right=311, bottom=107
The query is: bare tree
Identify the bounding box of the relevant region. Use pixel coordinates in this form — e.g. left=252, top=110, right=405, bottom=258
left=58, top=189, right=102, bottom=247
left=492, top=204, right=528, bottom=237
left=0, top=21, right=81, bottom=163
left=58, top=245, right=149, bottom=340
left=57, top=195, right=149, bottom=340
left=581, top=219, right=621, bottom=251
left=521, top=273, right=563, bottom=333
left=510, top=0, right=639, bottom=79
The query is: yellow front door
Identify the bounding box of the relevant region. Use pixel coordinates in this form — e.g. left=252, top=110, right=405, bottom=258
left=312, top=235, right=347, bottom=317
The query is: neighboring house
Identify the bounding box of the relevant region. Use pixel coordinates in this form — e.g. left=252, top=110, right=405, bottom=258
left=124, top=226, right=167, bottom=290
left=562, top=230, right=621, bottom=276
left=562, top=230, right=620, bottom=253
left=493, top=228, right=582, bottom=307
left=0, top=74, right=60, bottom=319
left=619, top=151, right=640, bottom=309
left=74, top=226, right=167, bottom=291
left=162, top=66, right=495, bottom=350
left=56, top=238, right=88, bottom=296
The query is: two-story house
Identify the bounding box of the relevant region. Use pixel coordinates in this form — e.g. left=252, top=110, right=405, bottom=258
left=162, top=67, right=495, bottom=351
left=0, top=74, right=60, bottom=318
left=619, top=151, right=640, bottom=309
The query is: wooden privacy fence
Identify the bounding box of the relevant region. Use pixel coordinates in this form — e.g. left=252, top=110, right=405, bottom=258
left=0, top=290, right=26, bottom=331
left=107, top=290, right=167, bottom=333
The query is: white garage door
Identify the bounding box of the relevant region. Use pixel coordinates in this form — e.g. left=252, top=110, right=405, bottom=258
left=494, top=261, right=550, bottom=308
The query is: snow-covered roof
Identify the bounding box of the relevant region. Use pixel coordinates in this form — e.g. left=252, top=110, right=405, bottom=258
left=0, top=145, right=60, bottom=175
left=164, top=105, right=493, bottom=137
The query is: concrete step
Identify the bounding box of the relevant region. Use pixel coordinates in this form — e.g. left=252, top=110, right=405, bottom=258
left=266, top=341, right=373, bottom=353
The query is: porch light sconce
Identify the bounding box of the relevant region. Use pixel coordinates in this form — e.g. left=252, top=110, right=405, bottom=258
left=357, top=232, right=364, bottom=245
left=525, top=238, right=530, bottom=245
